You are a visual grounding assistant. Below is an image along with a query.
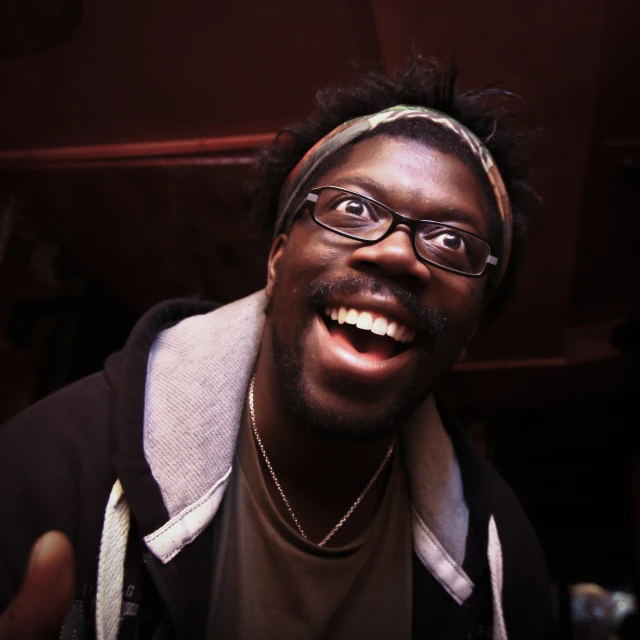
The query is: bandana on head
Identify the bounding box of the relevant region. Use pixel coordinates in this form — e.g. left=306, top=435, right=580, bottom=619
left=275, top=105, right=513, bottom=281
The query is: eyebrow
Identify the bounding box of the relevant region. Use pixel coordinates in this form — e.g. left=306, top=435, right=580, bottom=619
left=329, top=174, right=485, bottom=229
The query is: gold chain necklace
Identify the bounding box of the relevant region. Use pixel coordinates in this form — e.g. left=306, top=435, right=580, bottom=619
left=248, top=375, right=395, bottom=547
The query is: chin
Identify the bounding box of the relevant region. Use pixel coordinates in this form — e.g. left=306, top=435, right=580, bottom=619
left=274, top=347, right=430, bottom=442
left=285, top=391, right=412, bottom=442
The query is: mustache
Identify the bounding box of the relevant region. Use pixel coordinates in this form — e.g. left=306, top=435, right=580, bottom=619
left=302, top=274, right=447, bottom=341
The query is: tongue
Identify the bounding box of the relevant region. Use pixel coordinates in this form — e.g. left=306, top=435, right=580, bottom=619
left=328, top=323, right=398, bottom=361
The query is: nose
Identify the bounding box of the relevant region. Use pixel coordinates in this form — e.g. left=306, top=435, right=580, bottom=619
left=349, top=225, right=432, bottom=285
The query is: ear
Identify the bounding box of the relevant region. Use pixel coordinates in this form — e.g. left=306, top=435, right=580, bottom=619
left=456, top=346, right=469, bottom=364
left=456, top=322, right=479, bottom=364
left=265, top=233, right=288, bottom=300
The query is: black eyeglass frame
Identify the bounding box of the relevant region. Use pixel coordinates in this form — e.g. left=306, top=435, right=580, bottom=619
left=303, top=186, right=499, bottom=278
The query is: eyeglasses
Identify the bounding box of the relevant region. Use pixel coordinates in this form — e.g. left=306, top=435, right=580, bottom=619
left=304, top=186, right=498, bottom=277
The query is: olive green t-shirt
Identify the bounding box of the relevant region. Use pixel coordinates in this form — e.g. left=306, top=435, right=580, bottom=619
left=206, top=412, right=413, bottom=639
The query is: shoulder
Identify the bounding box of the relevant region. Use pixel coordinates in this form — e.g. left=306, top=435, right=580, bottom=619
left=0, top=297, right=221, bottom=606
left=0, top=366, right=116, bottom=471
left=481, top=459, right=553, bottom=639
left=446, top=421, right=553, bottom=638
left=0, top=371, right=116, bottom=607
left=0, top=368, right=115, bottom=464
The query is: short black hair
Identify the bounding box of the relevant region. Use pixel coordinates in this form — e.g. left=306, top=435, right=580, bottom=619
left=247, top=53, right=538, bottom=323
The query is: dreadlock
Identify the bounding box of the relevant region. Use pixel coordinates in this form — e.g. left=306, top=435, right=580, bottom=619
left=246, top=52, right=538, bottom=323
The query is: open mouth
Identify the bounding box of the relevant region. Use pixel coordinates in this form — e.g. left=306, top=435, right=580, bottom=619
left=321, top=306, right=415, bottom=362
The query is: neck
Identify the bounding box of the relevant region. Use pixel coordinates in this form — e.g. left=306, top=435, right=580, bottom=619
left=250, top=332, right=397, bottom=545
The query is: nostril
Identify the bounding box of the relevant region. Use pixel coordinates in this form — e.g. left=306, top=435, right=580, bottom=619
left=358, top=260, right=385, bottom=271
left=356, top=263, right=425, bottom=290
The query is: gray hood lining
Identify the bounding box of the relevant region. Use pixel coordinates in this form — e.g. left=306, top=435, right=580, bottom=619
left=142, top=290, right=472, bottom=599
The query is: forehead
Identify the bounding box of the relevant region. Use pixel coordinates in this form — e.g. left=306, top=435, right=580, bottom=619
left=310, top=135, right=491, bottom=234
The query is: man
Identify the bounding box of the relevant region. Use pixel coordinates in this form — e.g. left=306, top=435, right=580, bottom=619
left=0, top=56, right=551, bottom=639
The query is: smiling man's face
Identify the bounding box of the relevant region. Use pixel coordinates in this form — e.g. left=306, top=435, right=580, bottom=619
left=264, top=135, right=492, bottom=439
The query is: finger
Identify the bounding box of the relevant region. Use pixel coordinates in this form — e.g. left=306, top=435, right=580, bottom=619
left=0, top=531, right=75, bottom=640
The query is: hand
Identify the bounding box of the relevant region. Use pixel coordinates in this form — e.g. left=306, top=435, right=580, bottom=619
left=0, top=532, right=75, bottom=639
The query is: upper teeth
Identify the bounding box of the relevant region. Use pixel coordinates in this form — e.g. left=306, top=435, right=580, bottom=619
left=324, top=307, right=415, bottom=344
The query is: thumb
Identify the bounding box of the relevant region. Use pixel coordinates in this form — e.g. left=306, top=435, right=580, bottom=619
left=0, top=531, right=75, bottom=639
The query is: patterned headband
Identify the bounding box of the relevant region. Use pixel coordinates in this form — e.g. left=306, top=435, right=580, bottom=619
left=275, top=105, right=513, bottom=281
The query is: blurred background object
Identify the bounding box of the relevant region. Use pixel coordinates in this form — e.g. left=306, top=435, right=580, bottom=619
left=0, top=0, right=638, bottom=635
left=570, top=583, right=637, bottom=639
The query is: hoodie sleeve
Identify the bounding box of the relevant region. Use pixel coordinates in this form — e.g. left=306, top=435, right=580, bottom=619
left=0, top=371, right=116, bottom=609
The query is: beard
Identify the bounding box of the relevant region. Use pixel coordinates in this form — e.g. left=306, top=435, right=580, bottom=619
left=268, top=273, right=447, bottom=441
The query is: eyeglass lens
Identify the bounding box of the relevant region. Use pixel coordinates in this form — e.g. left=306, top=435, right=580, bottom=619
left=313, top=188, right=490, bottom=275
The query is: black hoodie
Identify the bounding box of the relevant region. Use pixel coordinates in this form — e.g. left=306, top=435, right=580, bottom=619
left=0, top=292, right=552, bottom=639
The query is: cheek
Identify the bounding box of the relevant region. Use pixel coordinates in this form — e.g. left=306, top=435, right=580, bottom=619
left=460, top=281, right=485, bottom=315
left=434, top=276, right=485, bottom=335
left=436, top=271, right=485, bottom=307
left=269, top=239, right=331, bottom=320
left=280, top=228, right=343, bottom=283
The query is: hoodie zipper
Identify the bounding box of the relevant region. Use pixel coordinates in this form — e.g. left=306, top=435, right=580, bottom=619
left=143, top=554, right=183, bottom=640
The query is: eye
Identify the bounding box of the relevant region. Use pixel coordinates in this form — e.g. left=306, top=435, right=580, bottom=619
left=441, top=233, right=464, bottom=250
left=429, top=230, right=467, bottom=253
left=316, top=189, right=389, bottom=233
left=334, top=197, right=370, bottom=217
